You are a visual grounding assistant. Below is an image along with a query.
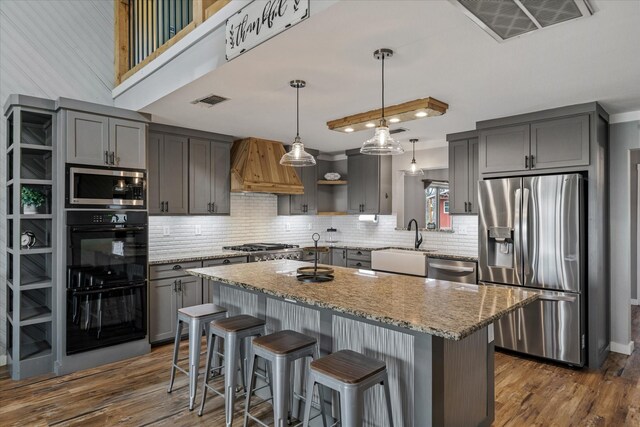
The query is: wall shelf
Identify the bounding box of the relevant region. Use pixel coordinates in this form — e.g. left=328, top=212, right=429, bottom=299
left=317, top=180, right=347, bottom=185
left=318, top=211, right=348, bottom=216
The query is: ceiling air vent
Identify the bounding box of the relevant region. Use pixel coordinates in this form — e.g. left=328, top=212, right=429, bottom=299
left=192, top=94, right=228, bottom=107
left=451, top=0, right=593, bottom=42
left=389, top=128, right=408, bottom=135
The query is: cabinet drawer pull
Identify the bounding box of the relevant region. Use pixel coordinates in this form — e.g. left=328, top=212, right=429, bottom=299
left=530, top=155, right=535, bottom=168
left=109, top=151, right=115, bottom=165
left=525, top=155, right=529, bottom=169
left=222, top=259, right=230, bottom=264
left=104, top=150, right=110, bottom=165
left=172, top=265, right=182, bottom=270
left=166, top=201, right=169, bottom=212
left=468, top=201, right=472, bottom=212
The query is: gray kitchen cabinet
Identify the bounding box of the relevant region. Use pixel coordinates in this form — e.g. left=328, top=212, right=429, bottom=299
left=109, top=118, right=146, bottom=169
left=347, top=151, right=392, bottom=214
left=149, top=277, right=179, bottom=343
left=66, top=111, right=145, bottom=168
left=448, top=133, right=479, bottom=214
left=149, top=263, right=205, bottom=344
left=302, top=249, right=331, bottom=264
left=278, top=157, right=318, bottom=215
left=66, top=111, right=109, bottom=166
left=332, top=248, right=347, bottom=267
left=189, top=138, right=231, bottom=215
left=479, top=124, right=529, bottom=174
left=530, top=115, right=589, bottom=170
left=148, top=132, right=189, bottom=215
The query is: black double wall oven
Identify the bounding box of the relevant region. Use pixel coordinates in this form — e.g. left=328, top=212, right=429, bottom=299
left=65, top=166, right=148, bottom=355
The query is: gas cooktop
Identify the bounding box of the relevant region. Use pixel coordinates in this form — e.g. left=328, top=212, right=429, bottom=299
left=222, top=243, right=299, bottom=252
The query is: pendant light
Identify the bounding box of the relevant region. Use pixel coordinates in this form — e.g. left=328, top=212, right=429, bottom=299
left=405, top=139, right=424, bottom=176
left=360, top=48, right=405, bottom=155
left=280, top=80, right=316, bottom=167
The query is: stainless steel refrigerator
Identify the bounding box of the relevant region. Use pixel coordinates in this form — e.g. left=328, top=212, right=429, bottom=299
left=478, top=174, right=585, bottom=366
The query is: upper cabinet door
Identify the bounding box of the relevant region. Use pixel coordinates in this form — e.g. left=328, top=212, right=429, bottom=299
left=161, top=134, right=189, bottom=214
left=302, top=165, right=318, bottom=214
left=362, top=155, right=381, bottom=214
left=289, top=167, right=306, bottom=215
left=468, top=138, right=479, bottom=214
left=189, top=138, right=212, bottom=214
left=66, top=111, right=109, bottom=166
left=479, top=124, right=530, bottom=174
left=147, top=132, right=163, bottom=214
left=211, top=142, right=231, bottom=215
left=448, top=139, right=470, bottom=214
left=109, top=118, right=146, bottom=169
left=530, top=115, right=589, bottom=170
left=347, top=155, right=364, bottom=214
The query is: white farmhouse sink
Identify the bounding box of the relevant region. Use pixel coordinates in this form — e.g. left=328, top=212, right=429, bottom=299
left=371, top=249, right=428, bottom=277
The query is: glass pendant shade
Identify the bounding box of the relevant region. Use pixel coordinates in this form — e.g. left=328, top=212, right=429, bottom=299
left=360, top=121, right=404, bottom=155
left=280, top=79, right=316, bottom=167
left=405, top=159, right=424, bottom=176
left=280, top=135, right=316, bottom=166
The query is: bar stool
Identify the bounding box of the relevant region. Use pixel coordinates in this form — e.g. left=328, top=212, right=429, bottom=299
left=199, top=314, right=267, bottom=427
left=243, top=330, right=328, bottom=427
left=167, top=303, right=228, bottom=410
left=302, top=349, right=394, bottom=427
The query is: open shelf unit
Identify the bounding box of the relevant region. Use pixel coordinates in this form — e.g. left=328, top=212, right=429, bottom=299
left=5, top=100, right=57, bottom=380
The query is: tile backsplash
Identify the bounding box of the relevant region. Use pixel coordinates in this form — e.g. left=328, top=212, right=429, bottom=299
left=150, top=193, right=478, bottom=257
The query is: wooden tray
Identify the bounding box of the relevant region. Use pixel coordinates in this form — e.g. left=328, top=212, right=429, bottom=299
left=297, top=266, right=334, bottom=276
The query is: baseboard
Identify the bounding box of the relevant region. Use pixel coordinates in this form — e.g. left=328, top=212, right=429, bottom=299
left=0, top=355, right=6, bottom=366
left=610, top=340, right=635, bottom=355
left=632, top=299, right=639, bottom=306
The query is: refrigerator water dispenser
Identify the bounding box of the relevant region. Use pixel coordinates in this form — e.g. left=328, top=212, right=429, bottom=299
left=487, top=226, right=513, bottom=268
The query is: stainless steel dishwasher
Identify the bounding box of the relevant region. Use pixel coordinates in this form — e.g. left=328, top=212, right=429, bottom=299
left=427, top=258, right=477, bottom=284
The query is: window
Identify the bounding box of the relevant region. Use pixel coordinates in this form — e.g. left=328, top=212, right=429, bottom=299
left=425, top=181, right=451, bottom=230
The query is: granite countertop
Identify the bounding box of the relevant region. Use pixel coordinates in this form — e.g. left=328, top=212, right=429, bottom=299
left=187, top=260, right=537, bottom=341
left=149, top=250, right=248, bottom=265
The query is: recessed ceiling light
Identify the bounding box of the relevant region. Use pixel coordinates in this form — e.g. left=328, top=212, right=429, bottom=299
left=344, top=127, right=354, bottom=133
left=365, top=123, right=376, bottom=128
left=389, top=117, right=400, bottom=123
left=415, top=111, right=428, bottom=118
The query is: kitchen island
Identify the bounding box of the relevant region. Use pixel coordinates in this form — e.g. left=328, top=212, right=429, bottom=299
left=187, top=260, right=537, bottom=426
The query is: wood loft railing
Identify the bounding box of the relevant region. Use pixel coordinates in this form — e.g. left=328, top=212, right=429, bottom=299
left=115, top=0, right=230, bottom=85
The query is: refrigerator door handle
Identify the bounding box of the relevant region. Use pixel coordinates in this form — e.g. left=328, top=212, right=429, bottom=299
left=514, top=188, right=522, bottom=284
left=537, top=294, right=577, bottom=303
left=522, top=188, right=531, bottom=278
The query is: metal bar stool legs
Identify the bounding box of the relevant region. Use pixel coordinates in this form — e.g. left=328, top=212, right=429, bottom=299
left=244, top=330, right=328, bottom=427
left=199, top=314, right=267, bottom=427
left=167, top=303, right=228, bottom=410
left=303, top=350, right=393, bottom=427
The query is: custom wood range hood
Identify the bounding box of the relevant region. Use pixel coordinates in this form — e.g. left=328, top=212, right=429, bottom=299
left=230, top=137, right=304, bottom=194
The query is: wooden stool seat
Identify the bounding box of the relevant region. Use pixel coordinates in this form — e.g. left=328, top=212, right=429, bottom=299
left=310, top=349, right=386, bottom=384
left=252, top=330, right=317, bottom=355
left=212, top=314, right=266, bottom=332
left=178, top=303, right=227, bottom=318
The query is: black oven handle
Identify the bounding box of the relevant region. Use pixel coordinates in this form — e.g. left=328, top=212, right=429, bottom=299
left=70, top=226, right=147, bottom=233
left=69, top=282, right=146, bottom=295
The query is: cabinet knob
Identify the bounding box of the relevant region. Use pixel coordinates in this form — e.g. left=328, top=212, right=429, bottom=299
left=223, top=259, right=230, bottom=264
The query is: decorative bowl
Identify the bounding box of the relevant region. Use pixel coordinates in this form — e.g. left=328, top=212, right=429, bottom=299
left=324, top=172, right=341, bottom=181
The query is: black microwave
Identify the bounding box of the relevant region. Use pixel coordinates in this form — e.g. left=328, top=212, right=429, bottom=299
left=67, top=166, right=146, bottom=209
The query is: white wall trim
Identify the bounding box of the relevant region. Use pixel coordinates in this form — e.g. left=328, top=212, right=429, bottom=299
left=609, top=110, right=640, bottom=124
left=632, top=299, right=639, bottom=306
left=610, top=340, right=635, bottom=355
left=0, top=355, right=6, bottom=367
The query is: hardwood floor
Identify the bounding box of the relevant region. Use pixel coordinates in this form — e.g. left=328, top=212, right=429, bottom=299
left=2, top=306, right=639, bottom=426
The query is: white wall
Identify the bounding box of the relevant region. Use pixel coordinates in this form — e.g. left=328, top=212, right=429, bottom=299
left=0, top=0, right=115, bottom=364
left=608, top=113, right=640, bottom=354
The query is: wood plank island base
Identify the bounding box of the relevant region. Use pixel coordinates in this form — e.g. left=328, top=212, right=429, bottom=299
left=187, top=260, right=538, bottom=426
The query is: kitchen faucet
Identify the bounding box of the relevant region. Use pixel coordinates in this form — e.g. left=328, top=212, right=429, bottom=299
left=407, top=218, right=423, bottom=249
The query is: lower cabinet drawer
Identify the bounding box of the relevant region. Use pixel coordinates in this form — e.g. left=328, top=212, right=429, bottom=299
left=203, top=256, right=247, bottom=267
left=347, top=259, right=372, bottom=269
left=149, top=261, right=202, bottom=280
left=347, top=249, right=371, bottom=262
